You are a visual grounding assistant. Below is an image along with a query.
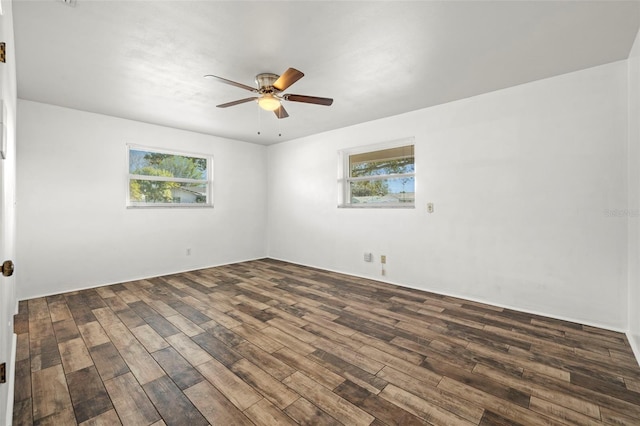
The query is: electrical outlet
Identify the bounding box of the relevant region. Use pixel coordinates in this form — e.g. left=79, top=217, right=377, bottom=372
left=427, top=203, right=434, bottom=213
left=381, top=255, right=386, bottom=264
left=186, top=248, right=191, bottom=256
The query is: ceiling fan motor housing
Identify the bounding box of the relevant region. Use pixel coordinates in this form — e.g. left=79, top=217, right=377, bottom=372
left=256, top=73, right=279, bottom=93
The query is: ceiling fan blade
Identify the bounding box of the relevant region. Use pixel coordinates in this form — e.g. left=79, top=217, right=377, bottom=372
left=205, top=75, right=257, bottom=92
left=273, top=68, right=304, bottom=91
left=274, top=105, right=289, bottom=119
left=216, top=97, right=258, bottom=108
left=284, top=94, right=333, bottom=106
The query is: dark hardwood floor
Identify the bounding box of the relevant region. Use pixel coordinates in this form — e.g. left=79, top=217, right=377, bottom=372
left=12, top=258, right=640, bottom=425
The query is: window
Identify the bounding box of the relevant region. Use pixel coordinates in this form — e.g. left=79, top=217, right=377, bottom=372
left=127, top=145, right=212, bottom=207
left=340, top=140, right=415, bottom=207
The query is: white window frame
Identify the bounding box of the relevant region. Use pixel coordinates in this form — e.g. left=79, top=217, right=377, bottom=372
left=339, top=137, right=415, bottom=208
left=126, top=144, right=213, bottom=208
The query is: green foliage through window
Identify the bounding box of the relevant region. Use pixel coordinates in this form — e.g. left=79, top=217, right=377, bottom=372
left=344, top=144, right=415, bottom=206
left=128, top=147, right=211, bottom=207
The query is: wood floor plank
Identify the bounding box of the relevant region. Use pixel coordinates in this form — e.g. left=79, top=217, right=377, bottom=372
left=183, top=380, right=254, bottom=426
left=92, top=306, right=121, bottom=327
left=308, top=348, right=388, bottom=394
left=284, top=397, right=342, bottom=426
left=31, top=364, right=73, bottom=422
left=89, top=342, right=130, bottom=381
left=78, top=321, right=111, bottom=348
left=283, top=371, right=375, bottom=426
left=13, top=359, right=31, bottom=404
left=104, top=371, right=161, bottom=426
left=196, top=358, right=263, bottom=411
left=600, top=405, right=640, bottom=425
left=334, top=380, right=426, bottom=426
left=16, top=332, right=29, bottom=362
left=522, top=369, right=640, bottom=420
left=151, top=346, right=205, bottom=390
left=261, top=325, right=316, bottom=355
left=201, top=307, right=241, bottom=329
left=165, top=313, right=205, bottom=337
left=267, top=317, right=318, bottom=343
left=244, top=398, right=299, bottom=426
left=359, top=345, right=442, bottom=387
left=571, top=371, right=640, bottom=405
left=165, top=333, right=213, bottom=367
left=29, top=335, right=61, bottom=372
left=472, top=362, right=601, bottom=419
left=528, top=396, right=602, bottom=426
left=379, top=383, right=475, bottom=425
left=202, top=322, right=246, bottom=346
left=144, top=314, right=181, bottom=338
left=78, top=408, right=122, bottom=426
left=102, top=322, right=165, bottom=384
left=31, top=407, right=77, bottom=425
left=351, top=332, right=424, bottom=365
left=376, top=365, right=483, bottom=423
left=116, top=308, right=147, bottom=329
left=233, top=340, right=296, bottom=381
left=303, top=322, right=364, bottom=351
left=231, top=358, right=299, bottom=409
left=142, top=375, right=209, bottom=426
left=437, top=376, right=564, bottom=426
left=128, top=300, right=158, bottom=319
left=273, top=347, right=344, bottom=390
left=103, top=295, right=131, bottom=313
left=130, top=324, right=170, bottom=353
left=232, top=323, right=283, bottom=353
left=66, top=365, right=113, bottom=423
left=191, top=331, right=242, bottom=368
left=12, top=398, right=33, bottom=426
left=479, top=410, right=525, bottom=426
left=47, top=296, right=73, bottom=323
left=312, top=339, right=385, bottom=375
left=422, top=357, right=531, bottom=408
left=58, top=337, right=93, bottom=373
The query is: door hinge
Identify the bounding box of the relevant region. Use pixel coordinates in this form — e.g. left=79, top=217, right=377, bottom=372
left=0, top=362, right=5, bottom=383
left=0, top=43, right=5, bottom=63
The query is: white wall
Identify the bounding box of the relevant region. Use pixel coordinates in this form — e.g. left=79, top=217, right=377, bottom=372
left=628, top=28, right=640, bottom=358
left=268, top=61, right=629, bottom=330
left=16, top=100, right=267, bottom=300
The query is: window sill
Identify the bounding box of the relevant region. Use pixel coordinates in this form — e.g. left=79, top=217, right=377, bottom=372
left=338, top=204, right=415, bottom=209
left=127, top=204, right=214, bottom=209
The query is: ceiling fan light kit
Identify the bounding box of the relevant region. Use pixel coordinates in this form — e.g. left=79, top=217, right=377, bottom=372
left=205, top=67, right=333, bottom=119
left=257, top=94, right=281, bottom=112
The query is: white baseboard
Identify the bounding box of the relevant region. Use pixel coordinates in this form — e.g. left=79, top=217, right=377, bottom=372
left=266, top=256, right=627, bottom=334
left=17, top=256, right=267, bottom=302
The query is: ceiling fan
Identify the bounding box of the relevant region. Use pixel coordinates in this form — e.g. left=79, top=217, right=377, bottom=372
left=205, top=68, right=333, bottom=119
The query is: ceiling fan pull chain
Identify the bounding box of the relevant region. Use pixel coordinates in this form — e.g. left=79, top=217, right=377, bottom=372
left=257, top=104, right=262, bottom=135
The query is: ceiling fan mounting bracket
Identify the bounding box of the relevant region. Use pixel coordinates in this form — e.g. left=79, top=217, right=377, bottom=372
left=255, top=73, right=280, bottom=93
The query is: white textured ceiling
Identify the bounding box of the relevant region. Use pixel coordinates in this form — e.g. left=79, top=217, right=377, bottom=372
left=12, top=0, right=640, bottom=145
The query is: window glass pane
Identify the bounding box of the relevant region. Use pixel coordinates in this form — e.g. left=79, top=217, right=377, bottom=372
left=350, top=176, right=415, bottom=204
left=130, top=149, right=207, bottom=180
left=129, top=180, right=208, bottom=205
left=350, top=145, right=414, bottom=177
